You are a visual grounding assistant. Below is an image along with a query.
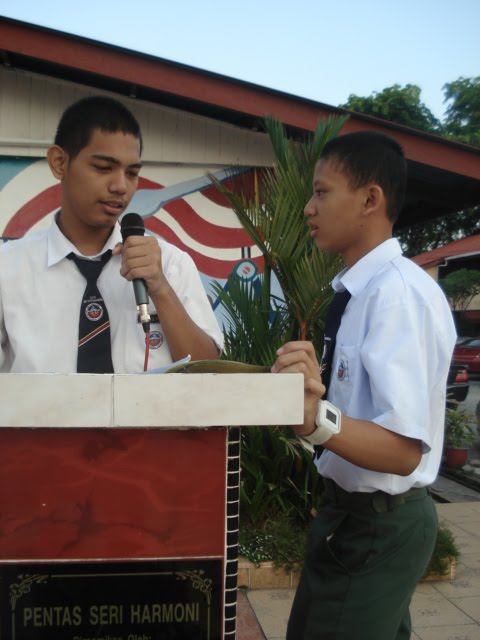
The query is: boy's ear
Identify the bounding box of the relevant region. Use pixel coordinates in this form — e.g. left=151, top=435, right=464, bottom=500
left=47, top=145, right=69, bottom=180
left=363, top=184, right=385, bottom=217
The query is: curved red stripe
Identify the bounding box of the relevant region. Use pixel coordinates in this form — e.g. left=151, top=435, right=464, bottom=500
left=145, top=217, right=264, bottom=279
left=200, top=184, right=231, bottom=208
left=3, top=185, right=61, bottom=237
left=161, top=197, right=252, bottom=248
left=137, top=177, right=164, bottom=190
left=200, top=171, right=257, bottom=208
left=2, top=177, right=163, bottom=237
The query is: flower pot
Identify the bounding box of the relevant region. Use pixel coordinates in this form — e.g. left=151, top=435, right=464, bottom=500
left=422, top=556, right=456, bottom=582
left=444, top=446, right=468, bottom=469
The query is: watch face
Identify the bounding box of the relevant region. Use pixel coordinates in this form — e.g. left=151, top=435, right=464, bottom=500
left=326, top=407, right=337, bottom=425
left=309, top=401, right=341, bottom=445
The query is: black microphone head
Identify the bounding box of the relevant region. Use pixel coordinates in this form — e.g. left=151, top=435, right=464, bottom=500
left=121, top=213, right=145, bottom=240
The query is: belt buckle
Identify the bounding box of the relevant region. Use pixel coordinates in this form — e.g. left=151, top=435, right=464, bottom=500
left=371, top=492, right=389, bottom=513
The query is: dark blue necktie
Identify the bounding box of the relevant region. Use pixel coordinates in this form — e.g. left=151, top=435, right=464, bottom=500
left=320, top=289, right=352, bottom=395
left=68, top=251, right=114, bottom=373
left=315, top=289, right=351, bottom=459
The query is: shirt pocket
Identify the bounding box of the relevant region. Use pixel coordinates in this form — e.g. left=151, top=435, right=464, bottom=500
left=120, top=309, right=172, bottom=373
left=330, top=345, right=357, bottom=409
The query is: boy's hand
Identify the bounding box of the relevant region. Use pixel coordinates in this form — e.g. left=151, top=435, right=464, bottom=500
left=271, top=341, right=326, bottom=435
left=113, top=236, right=168, bottom=297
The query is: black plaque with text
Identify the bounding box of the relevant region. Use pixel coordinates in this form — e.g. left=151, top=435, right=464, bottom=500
left=0, top=558, right=222, bottom=640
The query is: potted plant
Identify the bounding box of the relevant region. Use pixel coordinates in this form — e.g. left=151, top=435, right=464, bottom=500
left=422, top=522, right=460, bottom=581
left=444, top=407, right=476, bottom=469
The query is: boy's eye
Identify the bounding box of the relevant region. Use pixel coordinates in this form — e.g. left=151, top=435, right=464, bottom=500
left=94, top=164, right=111, bottom=171
left=127, top=170, right=140, bottom=178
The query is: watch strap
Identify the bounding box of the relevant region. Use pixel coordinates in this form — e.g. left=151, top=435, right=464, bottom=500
left=299, top=399, right=341, bottom=448
left=300, top=421, right=335, bottom=446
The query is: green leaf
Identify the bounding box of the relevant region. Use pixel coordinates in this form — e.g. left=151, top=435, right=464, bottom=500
left=208, top=114, right=348, bottom=527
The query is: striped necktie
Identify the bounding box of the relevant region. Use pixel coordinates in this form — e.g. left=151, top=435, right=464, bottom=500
left=68, top=251, right=114, bottom=373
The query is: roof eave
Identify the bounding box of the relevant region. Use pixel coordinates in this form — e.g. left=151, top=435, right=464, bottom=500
left=1, top=16, right=480, bottom=182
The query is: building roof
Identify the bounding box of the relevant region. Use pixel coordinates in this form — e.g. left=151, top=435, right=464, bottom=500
left=411, top=234, right=480, bottom=268
left=1, top=16, right=480, bottom=230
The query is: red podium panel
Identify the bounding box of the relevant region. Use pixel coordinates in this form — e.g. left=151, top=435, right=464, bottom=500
left=0, top=428, right=226, bottom=560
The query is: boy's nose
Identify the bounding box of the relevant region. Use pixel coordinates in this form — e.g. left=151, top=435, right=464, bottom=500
left=304, top=198, right=315, bottom=217
left=110, top=171, right=127, bottom=194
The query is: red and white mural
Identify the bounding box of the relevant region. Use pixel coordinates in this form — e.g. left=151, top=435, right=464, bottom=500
left=0, top=159, right=264, bottom=308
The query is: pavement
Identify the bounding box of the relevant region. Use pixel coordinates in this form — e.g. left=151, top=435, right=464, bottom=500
left=237, top=499, right=480, bottom=640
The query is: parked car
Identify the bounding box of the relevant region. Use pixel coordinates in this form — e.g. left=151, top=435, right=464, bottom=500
left=446, top=363, right=469, bottom=407
left=453, top=338, right=480, bottom=374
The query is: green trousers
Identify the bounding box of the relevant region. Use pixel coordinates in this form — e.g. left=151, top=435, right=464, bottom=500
left=287, top=482, right=437, bottom=640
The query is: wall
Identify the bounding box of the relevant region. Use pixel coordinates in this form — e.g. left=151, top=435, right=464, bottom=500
left=0, top=67, right=278, bottom=308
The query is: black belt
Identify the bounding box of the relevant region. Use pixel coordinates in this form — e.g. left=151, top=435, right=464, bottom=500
left=322, top=478, right=428, bottom=513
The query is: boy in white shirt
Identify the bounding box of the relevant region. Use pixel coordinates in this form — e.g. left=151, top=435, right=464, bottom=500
left=272, top=131, right=456, bottom=640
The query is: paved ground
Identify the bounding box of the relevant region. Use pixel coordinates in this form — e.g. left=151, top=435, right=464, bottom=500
left=239, top=501, right=480, bottom=640
left=432, top=473, right=480, bottom=502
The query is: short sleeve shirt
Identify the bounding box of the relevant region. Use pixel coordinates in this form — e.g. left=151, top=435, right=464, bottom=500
left=317, top=238, right=457, bottom=493
left=0, top=220, right=224, bottom=373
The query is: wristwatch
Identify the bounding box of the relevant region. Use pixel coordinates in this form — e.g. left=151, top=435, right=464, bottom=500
left=302, top=400, right=342, bottom=446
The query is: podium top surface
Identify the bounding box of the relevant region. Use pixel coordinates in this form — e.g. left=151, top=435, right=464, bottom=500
left=0, top=373, right=304, bottom=428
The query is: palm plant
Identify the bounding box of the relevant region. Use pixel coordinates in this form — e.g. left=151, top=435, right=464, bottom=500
left=210, top=115, right=348, bottom=528
left=212, top=114, right=347, bottom=346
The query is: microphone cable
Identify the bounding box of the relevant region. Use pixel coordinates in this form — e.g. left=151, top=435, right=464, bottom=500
left=143, top=331, right=151, bottom=372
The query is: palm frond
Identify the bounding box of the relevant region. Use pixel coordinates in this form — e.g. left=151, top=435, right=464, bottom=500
left=209, top=113, right=349, bottom=526
left=211, top=275, right=292, bottom=365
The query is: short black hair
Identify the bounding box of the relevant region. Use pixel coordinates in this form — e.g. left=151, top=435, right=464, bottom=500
left=320, top=131, right=407, bottom=223
left=54, top=96, right=143, bottom=159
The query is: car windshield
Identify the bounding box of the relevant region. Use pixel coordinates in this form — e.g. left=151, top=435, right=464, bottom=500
left=462, top=339, right=480, bottom=348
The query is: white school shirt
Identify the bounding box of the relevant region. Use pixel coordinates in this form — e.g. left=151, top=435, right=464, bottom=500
left=317, top=238, right=456, bottom=494
left=0, top=220, right=224, bottom=373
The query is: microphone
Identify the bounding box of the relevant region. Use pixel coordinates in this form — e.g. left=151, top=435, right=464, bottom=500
left=120, top=213, right=151, bottom=333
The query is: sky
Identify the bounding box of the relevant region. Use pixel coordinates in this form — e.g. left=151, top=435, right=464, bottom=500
left=0, top=0, right=479, bottom=121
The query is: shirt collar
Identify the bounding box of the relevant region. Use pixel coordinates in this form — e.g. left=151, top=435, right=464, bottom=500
left=332, top=238, right=403, bottom=297
left=47, top=214, right=122, bottom=266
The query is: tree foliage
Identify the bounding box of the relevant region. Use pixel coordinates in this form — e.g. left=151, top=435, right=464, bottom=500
left=341, top=84, right=441, bottom=133
left=395, top=210, right=480, bottom=257
left=439, top=269, right=480, bottom=311
left=443, top=76, right=480, bottom=146
left=341, top=77, right=480, bottom=146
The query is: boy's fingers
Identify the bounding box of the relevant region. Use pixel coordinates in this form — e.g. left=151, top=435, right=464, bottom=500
left=111, top=242, right=123, bottom=256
